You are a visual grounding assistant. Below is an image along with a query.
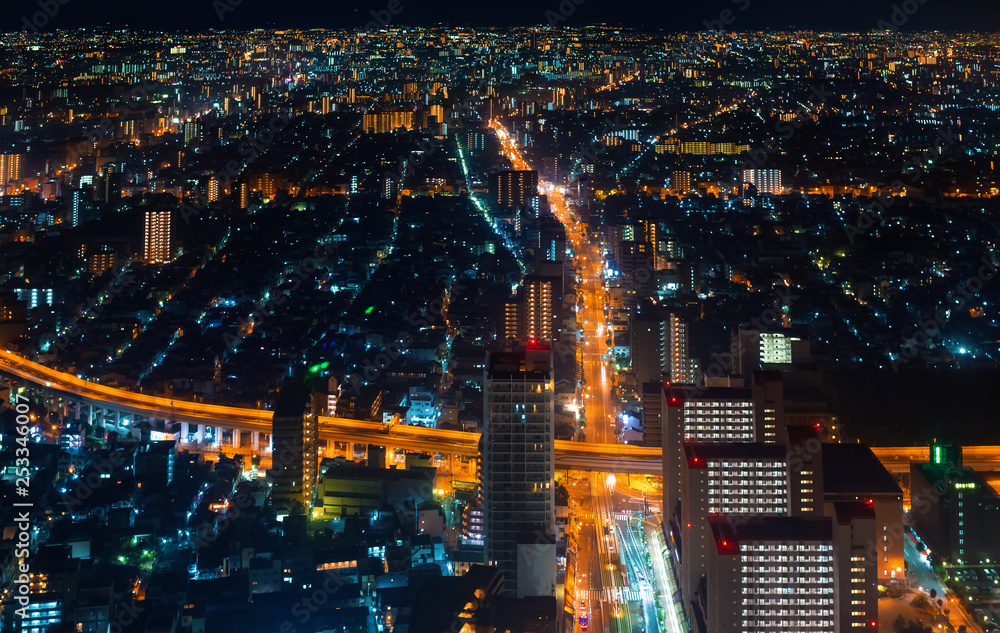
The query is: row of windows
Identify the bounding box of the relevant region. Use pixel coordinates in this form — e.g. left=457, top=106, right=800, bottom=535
left=741, top=621, right=834, bottom=629
left=742, top=544, right=832, bottom=552
left=739, top=576, right=835, bottom=585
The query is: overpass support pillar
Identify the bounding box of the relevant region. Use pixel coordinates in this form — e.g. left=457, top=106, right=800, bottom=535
left=251, top=431, right=259, bottom=450
left=196, top=424, right=205, bottom=444
left=180, top=422, right=189, bottom=444
left=232, top=429, right=240, bottom=448
left=215, top=427, right=222, bottom=446
left=75, top=401, right=81, bottom=421
left=114, top=410, right=121, bottom=427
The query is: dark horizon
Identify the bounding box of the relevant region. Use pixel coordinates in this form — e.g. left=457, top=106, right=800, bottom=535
left=6, top=0, right=1000, bottom=34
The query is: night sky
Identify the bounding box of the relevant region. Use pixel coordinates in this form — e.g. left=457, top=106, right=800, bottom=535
left=4, top=0, right=1000, bottom=33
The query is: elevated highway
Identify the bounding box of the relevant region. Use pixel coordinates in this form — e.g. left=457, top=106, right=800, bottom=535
left=4, top=350, right=1000, bottom=475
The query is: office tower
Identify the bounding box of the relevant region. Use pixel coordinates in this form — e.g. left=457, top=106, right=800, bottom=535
left=489, top=170, right=538, bottom=208
left=381, top=175, right=395, bottom=200
left=742, top=168, right=782, bottom=195
left=0, top=153, right=23, bottom=192
left=617, top=240, right=653, bottom=299
left=142, top=210, right=172, bottom=264
left=707, top=516, right=837, bottom=633
left=910, top=443, right=1000, bottom=565
left=482, top=344, right=556, bottom=597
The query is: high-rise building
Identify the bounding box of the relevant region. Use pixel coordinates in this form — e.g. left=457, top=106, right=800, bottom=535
left=142, top=210, right=172, bottom=263
left=632, top=308, right=699, bottom=386
left=489, top=170, right=538, bottom=208
left=742, top=168, right=783, bottom=195
left=69, top=188, right=92, bottom=227
left=482, top=343, right=556, bottom=597
left=237, top=181, right=250, bottom=209
left=707, top=516, right=837, bottom=633
left=1, top=593, right=61, bottom=633
left=523, top=276, right=554, bottom=342
left=206, top=176, right=220, bottom=203
left=680, top=442, right=793, bottom=604
left=910, top=443, right=1000, bottom=566
left=362, top=110, right=414, bottom=134
left=672, top=170, right=691, bottom=195
left=87, top=246, right=116, bottom=275
left=0, top=153, right=24, bottom=193
left=183, top=120, right=201, bottom=146
left=672, top=434, right=901, bottom=628
left=503, top=275, right=558, bottom=344
left=731, top=328, right=811, bottom=379
left=270, top=380, right=317, bottom=510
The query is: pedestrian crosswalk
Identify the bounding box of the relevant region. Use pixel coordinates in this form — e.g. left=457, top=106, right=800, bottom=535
left=579, top=587, right=653, bottom=603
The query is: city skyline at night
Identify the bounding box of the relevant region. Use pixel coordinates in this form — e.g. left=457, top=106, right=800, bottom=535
left=1, top=20, right=1000, bottom=633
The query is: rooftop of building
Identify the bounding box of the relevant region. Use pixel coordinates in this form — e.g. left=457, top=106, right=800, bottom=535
left=709, top=515, right=834, bottom=554
left=822, top=443, right=902, bottom=497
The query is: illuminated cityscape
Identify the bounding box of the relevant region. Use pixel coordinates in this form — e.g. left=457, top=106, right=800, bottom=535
left=0, top=12, right=1000, bottom=633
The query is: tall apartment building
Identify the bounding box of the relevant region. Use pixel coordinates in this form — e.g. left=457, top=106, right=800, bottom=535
left=731, top=328, right=811, bottom=382
left=680, top=442, right=793, bottom=607
left=742, top=168, right=783, bottom=195
left=361, top=110, right=414, bottom=134
left=270, top=380, right=316, bottom=511
left=674, top=436, right=901, bottom=632
left=706, top=504, right=879, bottom=633
left=206, top=176, right=220, bottom=203
left=142, top=209, right=172, bottom=264
left=631, top=307, right=698, bottom=387
left=69, top=188, right=92, bottom=227
left=503, top=275, right=559, bottom=344
left=87, top=246, right=116, bottom=275
left=482, top=344, right=556, bottom=598
left=662, top=386, right=769, bottom=523
left=489, top=170, right=538, bottom=208
left=0, top=153, right=24, bottom=193
left=707, top=516, right=837, bottom=633
left=672, top=170, right=692, bottom=195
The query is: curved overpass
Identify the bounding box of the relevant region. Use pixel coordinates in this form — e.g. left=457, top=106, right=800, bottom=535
left=5, top=350, right=1000, bottom=474
left=0, top=349, right=660, bottom=468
